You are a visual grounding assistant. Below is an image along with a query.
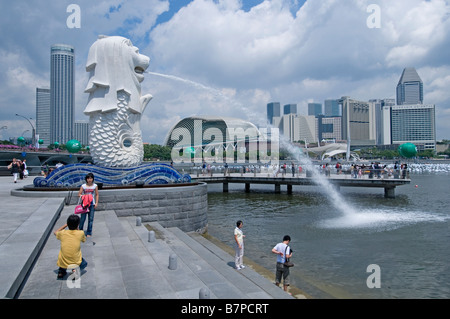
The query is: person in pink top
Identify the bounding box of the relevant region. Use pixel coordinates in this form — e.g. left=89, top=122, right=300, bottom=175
left=77, top=173, right=99, bottom=237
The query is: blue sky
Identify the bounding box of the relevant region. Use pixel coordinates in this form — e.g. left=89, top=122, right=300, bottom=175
left=0, top=0, right=449, bottom=144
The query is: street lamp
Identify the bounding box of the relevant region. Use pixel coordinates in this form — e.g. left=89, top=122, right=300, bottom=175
left=15, top=114, right=35, bottom=147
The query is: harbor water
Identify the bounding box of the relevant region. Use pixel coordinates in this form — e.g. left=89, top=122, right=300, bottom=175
left=205, top=168, right=450, bottom=299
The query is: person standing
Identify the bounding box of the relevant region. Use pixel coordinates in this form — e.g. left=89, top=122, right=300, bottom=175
left=22, top=159, right=28, bottom=178
left=272, top=235, right=293, bottom=293
left=78, top=173, right=99, bottom=237
left=7, top=158, right=20, bottom=183
left=234, top=220, right=245, bottom=270
left=19, top=159, right=25, bottom=179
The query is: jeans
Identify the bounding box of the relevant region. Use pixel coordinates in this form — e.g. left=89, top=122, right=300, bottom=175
left=79, top=203, right=95, bottom=236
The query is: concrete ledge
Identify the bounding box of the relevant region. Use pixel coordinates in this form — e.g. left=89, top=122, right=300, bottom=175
left=12, top=183, right=208, bottom=233
left=0, top=198, right=64, bottom=299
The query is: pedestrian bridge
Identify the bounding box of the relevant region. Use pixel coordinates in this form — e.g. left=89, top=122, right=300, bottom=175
left=192, top=171, right=411, bottom=198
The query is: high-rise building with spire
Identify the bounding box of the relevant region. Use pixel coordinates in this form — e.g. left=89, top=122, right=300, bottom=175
left=396, top=67, right=423, bottom=105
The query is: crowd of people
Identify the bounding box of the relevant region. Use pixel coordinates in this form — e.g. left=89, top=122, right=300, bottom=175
left=347, top=162, right=409, bottom=179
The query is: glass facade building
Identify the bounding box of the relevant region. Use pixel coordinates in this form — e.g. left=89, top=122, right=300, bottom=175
left=324, top=99, right=341, bottom=117
left=50, top=44, right=74, bottom=144
left=284, top=104, right=297, bottom=115
left=36, top=87, right=51, bottom=147
left=390, top=104, right=436, bottom=150
left=308, top=103, right=323, bottom=117
left=267, top=102, right=281, bottom=125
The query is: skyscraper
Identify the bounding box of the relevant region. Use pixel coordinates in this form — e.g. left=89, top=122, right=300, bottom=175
left=396, top=67, right=423, bottom=105
left=74, top=121, right=89, bottom=146
left=267, top=102, right=281, bottom=125
left=284, top=104, right=297, bottom=115
left=50, top=44, right=74, bottom=144
left=36, top=87, right=50, bottom=146
left=387, top=104, right=436, bottom=151
left=324, top=99, right=340, bottom=117
left=308, top=103, right=322, bottom=117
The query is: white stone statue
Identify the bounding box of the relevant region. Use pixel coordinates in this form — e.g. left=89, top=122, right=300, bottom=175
left=84, top=35, right=152, bottom=167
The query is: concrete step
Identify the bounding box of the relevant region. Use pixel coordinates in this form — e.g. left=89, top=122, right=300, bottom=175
left=126, top=217, right=292, bottom=299
left=126, top=218, right=231, bottom=298
left=167, top=226, right=272, bottom=299
left=120, top=216, right=206, bottom=298
left=188, top=232, right=294, bottom=299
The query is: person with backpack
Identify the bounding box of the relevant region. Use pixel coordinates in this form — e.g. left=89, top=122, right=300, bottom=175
left=272, top=235, right=293, bottom=293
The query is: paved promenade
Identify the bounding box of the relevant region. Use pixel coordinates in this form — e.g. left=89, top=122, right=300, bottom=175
left=0, top=176, right=297, bottom=300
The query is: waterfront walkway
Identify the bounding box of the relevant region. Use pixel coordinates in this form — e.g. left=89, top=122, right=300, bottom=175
left=0, top=176, right=296, bottom=299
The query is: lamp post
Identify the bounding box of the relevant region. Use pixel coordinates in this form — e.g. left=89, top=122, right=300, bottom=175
left=15, top=114, right=35, bottom=147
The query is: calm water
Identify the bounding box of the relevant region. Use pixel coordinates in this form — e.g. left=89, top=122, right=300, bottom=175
left=205, top=172, right=450, bottom=299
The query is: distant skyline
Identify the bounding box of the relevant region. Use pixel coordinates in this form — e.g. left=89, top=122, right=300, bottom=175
left=0, top=0, right=449, bottom=144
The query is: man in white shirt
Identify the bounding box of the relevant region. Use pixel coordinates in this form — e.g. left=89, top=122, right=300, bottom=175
left=234, top=220, right=245, bottom=270
left=272, top=235, right=292, bottom=292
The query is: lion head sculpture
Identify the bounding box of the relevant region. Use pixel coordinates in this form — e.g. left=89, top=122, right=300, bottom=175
left=84, top=35, right=152, bottom=115
left=83, top=36, right=153, bottom=167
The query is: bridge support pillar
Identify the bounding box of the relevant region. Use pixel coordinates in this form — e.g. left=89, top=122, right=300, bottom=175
left=287, top=184, right=292, bottom=194
left=245, top=183, right=250, bottom=193
left=275, top=184, right=280, bottom=194
left=223, top=183, right=229, bottom=192
left=384, top=187, right=395, bottom=198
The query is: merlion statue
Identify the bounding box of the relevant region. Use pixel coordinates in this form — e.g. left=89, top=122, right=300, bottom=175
left=84, top=35, right=152, bottom=167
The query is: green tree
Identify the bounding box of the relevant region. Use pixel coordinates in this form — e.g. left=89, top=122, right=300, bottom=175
left=143, top=144, right=172, bottom=161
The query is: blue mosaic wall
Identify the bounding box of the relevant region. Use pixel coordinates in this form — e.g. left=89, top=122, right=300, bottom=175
left=33, top=163, right=191, bottom=188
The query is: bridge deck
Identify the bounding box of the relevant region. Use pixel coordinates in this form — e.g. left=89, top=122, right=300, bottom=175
left=192, top=172, right=411, bottom=198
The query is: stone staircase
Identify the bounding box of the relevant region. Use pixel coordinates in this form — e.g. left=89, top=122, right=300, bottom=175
left=18, top=207, right=294, bottom=299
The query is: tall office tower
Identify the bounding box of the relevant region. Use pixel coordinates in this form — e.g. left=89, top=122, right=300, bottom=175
left=50, top=44, right=75, bottom=144
left=36, top=87, right=51, bottom=147
left=396, top=67, right=423, bottom=105
left=390, top=104, right=436, bottom=151
left=308, top=103, right=322, bottom=117
left=74, top=121, right=89, bottom=146
left=324, top=99, right=340, bottom=117
left=267, top=102, right=281, bottom=125
left=369, top=99, right=395, bottom=146
left=284, top=104, right=297, bottom=115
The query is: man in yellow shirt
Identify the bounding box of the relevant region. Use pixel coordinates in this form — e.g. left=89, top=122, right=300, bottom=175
left=54, top=214, right=87, bottom=279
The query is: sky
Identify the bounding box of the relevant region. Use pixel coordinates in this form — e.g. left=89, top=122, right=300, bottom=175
left=0, top=0, right=449, bottom=145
